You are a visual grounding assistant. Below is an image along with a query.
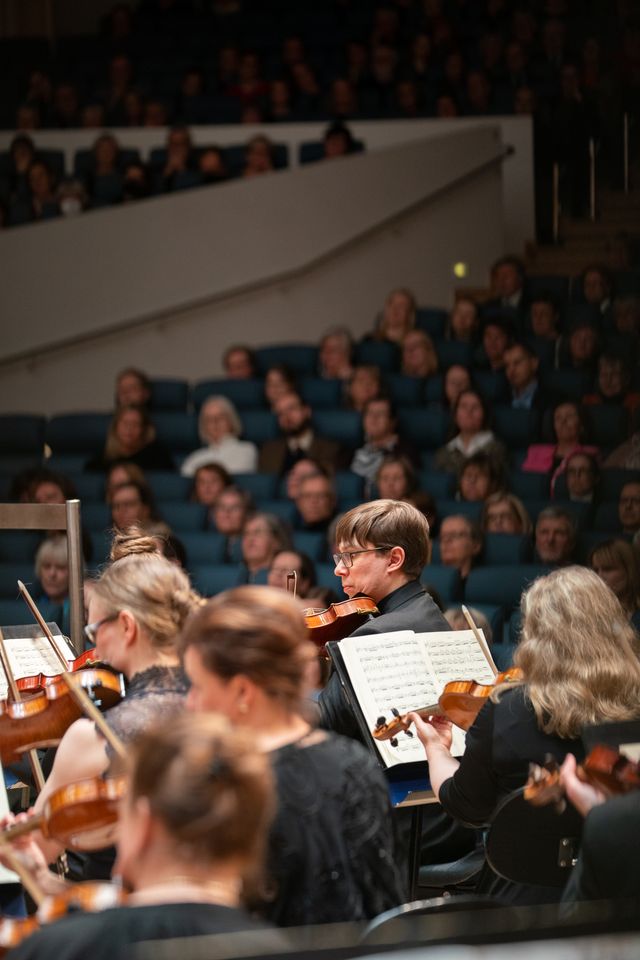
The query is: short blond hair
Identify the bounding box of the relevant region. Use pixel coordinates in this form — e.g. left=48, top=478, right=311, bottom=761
left=335, top=499, right=431, bottom=578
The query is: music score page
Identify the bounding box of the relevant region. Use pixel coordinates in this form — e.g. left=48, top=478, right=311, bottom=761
left=0, top=633, right=75, bottom=700
left=338, top=629, right=497, bottom=768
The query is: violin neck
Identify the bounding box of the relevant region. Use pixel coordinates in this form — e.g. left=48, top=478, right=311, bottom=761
left=2, top=812, right=44, bottom=843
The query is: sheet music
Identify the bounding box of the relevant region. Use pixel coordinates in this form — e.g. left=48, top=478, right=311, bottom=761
left=0, top=633, right=75, bottom=700
left=338, top=628, right=499, bottom=768
left=339, top=631, right=437, bottom=768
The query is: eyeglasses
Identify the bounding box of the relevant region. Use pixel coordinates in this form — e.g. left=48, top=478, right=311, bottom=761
left=84, top=614, right=118, bottom=644
left=333, top=547, right=389, bottom=569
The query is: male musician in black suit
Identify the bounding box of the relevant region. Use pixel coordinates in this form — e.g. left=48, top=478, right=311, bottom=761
left=318, top=498, right=449, bottom=738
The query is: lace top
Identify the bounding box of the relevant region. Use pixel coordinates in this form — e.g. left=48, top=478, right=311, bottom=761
left=100, top=664, right=189, bottom=759
left=254, top=730, right=405, bottom=926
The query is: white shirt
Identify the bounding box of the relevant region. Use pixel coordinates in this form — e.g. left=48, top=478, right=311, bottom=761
left=180, top=436, right=258, bottom=476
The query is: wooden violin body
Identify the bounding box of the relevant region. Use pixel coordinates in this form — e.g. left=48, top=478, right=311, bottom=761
left=0, top=669, right=123, bottom=764
left=14, top=648, right=101, bottom=695
left=0, top=915, right=39, bottom=956
left=373, top=667, right=524, bottom=743
left=303, top=597, right=378, bottom=648
left=525, top=745, right=640, bottom=807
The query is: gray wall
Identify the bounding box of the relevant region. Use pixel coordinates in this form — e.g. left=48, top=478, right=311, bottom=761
left=0, top=125, right=506, bottom=415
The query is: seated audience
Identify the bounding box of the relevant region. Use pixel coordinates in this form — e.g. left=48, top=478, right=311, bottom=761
left=485, top=254, right=528, bottom=322
left=211, top=485, right=254, bottom=558
left=481, top=492, right=533, bottom=535
left=223, top=344, right=258, bottom=379
left=239, top=512, right=292, bottom=584
left=351, top=397, right=418, bottom=497
left=583, top=353, right=640, bottom=416
left=264, top=365, right=297, bottom=409
left=444, top=606, right=492, bottom=644
left=156, top=125, right=198, bottom=193
left=346, top=365, right=383, bottom=412
left=30, top=469, right=78, bottom=505
left=86, top=405, right=174, bottom=472
left=558, top=316, right=601, bottom=377
left=110, top=480, right=160, bottom=531
left=114, top=367, right=151, bottom=409
left=180, top=586, right=405, bottom=925
left=375, top=455, right=436, bottom=526
left=477, top=318, right=512, bottom=371
left=34, top=535, right=71, bottom=636
left=318, top=327, right=354, bottom=380
left=522, top=401, right=598, bottom=491
left=283, top=457, right=328, bottom=500
left=242, top=135, right=275, bottom=177
left=180, top=396, right=258, bottom=476
left=259, top=392, right=342, bottom=475
left=105, top=461, right=148, bottom=503
left=619, top=480, right=640, bottom=535
left=409, top=566, right=640, bottom=902
left=447, top=297, right=480, bottom=343
left=435, top=389, right=506, bottom=473
left=589, top=538, right=640, bottom=630
left=191, top=463, right=232, bottom=520
left=401, top=329, right=439, bottom=378
left=528, top=295, right=561, bottom=344
left=323, top=120, right=357, bottom=158
left=503, top=341, right=544, bottom=409
left=371, top=287, right=416, bottom=344
left=294, top=473, right=338, bottom=533
left=439, top=514, right=483, bottom=582
left=0, top=714, right=283, bottom=958
left=456, top=452, right=504, bottom=503
left=534, top=506, right=577, bottom=565
left=579, top=262, right=613, bottom=317
left=563, top=450, right=600, bottom=504
left=442, top=364, right=472, bottom=409
left=267, top=549, right=317, bottom=599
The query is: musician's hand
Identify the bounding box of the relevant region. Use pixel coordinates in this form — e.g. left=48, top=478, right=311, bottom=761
left=560, top=753, right=607, bottom=818
left=0, top=811, right=49, bottom=877
left=408, top=713, right=453, bottom=753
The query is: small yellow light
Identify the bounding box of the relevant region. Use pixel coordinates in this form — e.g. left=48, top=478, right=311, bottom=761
left=453, top=262, right=468, bottom=279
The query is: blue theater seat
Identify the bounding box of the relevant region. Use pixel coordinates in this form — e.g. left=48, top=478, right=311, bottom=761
left=397, top=407, right=448, bottom=449
left=233, top=473, right=278, bottom=501
left=422, top=565, right=462, bottom=604
left=0, top=564, right=37, bottom=599
left=387, top=375, right=424, bottom=407
left=46, top=414, right=110, bottom=456
left=482, top=533, right=532, bottom=565
left=240, top=410, right=279, bottom=445
left=354, top=341, right=400, bottom=372
left=464, top=564, right=552, bottom=612
left=149, top=378, right=189, bottom=412
left=192, top=379, right=265, bottom=411
left=300, top=378, right=343, bottom=409
left=179, top=532, right=227, bottom=565
left=493, top=407, right=540, bottom=447
left=254, top=345, right=317, bottom=376
left=0, top=415, right=46, bottom=457
left=291, top=531, right=326, bottom=562
left=146, top=472, right=192, bottom=502
left=158, top=502, right=207, bottom=532
left=152, top=412, right=199, bottom=453
left=192, top=564, right=240, bottom=597
left=312, top=410, right=362, bottom=447
left=415, top=308, right=447, bottom=338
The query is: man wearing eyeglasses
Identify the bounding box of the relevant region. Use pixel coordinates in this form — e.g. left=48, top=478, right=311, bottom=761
left=319, top=498, right=449, bottom=738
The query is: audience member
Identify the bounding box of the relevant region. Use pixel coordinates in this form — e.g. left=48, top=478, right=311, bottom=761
left=86, top=405, right=174, bottom=472
left=447, top=297, right=480, bottom=343
left=457, top=452, right=504, bottom=503
left=114, top=367, right=151, bottom=409
left=503, top=341, right=543, bottom=409
left=375, top=454, right=435, bottom=526
left=105, top=461, right=148, bottom=503
left=223, top=344, right=257, bottom=379
left=485, top=255, right=528, bottom=322
left=401, top=330, right=439, bottom=378
left=346, top=365, right=383, bottom=412
left=583, top=354, right=640, bottom=416
left=264, top=365, right=297, bottom=409
left=563, top=450, right=599, bottom=504
left=435, top=389, right=506, bottom=473
left=439, top=515, right=483, bottom=581
left=558, top=316, right=601, bottom=377
left=318, top=328, right=354, bottom=380
left=523, top=401, right=598, bottom=490
left=180, top=396, right=258, bottom=476
left=191, top=462, right=232, bottom=506
left=481, top=492, right=533, bottom=535
left=442, top=365, right=472, bottom=409
left=477, top=318, right=512, bottom=371
left=283, top=457, right=328, bottom=500
left=242, top=135, right=275, bottom=177
left=239, top=512, right=291, bottom=584
left=579, top=262, right=613, bottom=317
left=156, top=125, right=198, bottom=192
left=110, top=480, right=160, bottom=531
left=31, top=469, right=78, bottom=505
left=372, top=287, right=416, bottom=344
left=534, top=506, right=577, bottom=565
left=323, top=121, right=357, bottom=158
left=34, top=535, right=71, bottom=636
left=444, top=606, right=492, bottom=644
left=294, top=473, right=337, bottom=533
left=618, top=481, right=640, bottom=535
left=589, top=538, right=640, bottom=629
left=351, top=397, right=418, bottom=497
left=210, top=486, right=254, bottom=558
left=528, top=295, right=561, bottom=344
left=259, top=392, right=342, bottom=475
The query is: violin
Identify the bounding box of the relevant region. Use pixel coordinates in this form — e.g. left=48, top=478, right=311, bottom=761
left=303, top=597, right=379, bottom=648
left=0, top=915, right=39, bottom=955
left=0, top=669, right=124, bottom=765
left=3, top=774, right=126, bottom=852
left=525, top=745, right=640, bottom=808
left=373, top=667, right=524, bottom=744
left=15, top=647, right=101, bottom=694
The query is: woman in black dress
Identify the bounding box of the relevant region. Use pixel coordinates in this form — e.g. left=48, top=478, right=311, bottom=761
left=410, top=566, right=640, bottom=899
left=181, top=585, right=405, bottom=926
left=5, top=713, right=284, bottom=960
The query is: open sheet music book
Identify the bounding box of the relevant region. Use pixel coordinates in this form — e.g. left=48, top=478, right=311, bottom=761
left=336, top=628, right=497, bottom=770
left=0, top=624, right=75, bottom=701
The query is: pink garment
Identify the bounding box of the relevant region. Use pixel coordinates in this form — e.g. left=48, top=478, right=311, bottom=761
left=522, top=443, right=600, bottom=495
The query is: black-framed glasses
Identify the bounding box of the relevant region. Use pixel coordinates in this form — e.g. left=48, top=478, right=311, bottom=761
left=84, top=614, right=118, bottom=645
left=332, top=547, right=389, bottom=569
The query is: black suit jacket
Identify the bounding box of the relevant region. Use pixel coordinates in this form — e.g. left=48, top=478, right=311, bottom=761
left=318, top=580, right=450, bottom=739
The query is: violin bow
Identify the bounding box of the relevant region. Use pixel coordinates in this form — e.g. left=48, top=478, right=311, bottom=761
left=461, top=604, right=498, bottom=677
left=286, top=571, right=298, bottom=598
left=0, top=834, right=46, bottom=907
left=17, top=582, right=127, bottom=762
left=0, top=627, right=46, bottom=793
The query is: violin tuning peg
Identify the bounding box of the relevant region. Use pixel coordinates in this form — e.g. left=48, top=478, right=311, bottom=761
left=405, top=730, right=414, bottom=738
left=390, top=737, right=398, bottom=748
left=391, top=707, right=400, bottom=717
left=376, top=716, right=386, bottom=727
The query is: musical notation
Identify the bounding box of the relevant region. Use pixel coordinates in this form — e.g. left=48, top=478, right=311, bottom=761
left=0, top=634, right=74, bottom=700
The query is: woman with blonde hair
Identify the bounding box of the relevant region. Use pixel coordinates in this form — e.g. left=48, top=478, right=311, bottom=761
left=401, top=329, right=438, bottom=379
left=27, top=528, right=200, bottom=877
left=181, top=585, right=404, bottom=926
left=180, top=395, right=257, bottom=477
left=374, top=287, right=416, bottom=343
left=409, top=566, right=640, bottom=898
left=480, top=492, right=533, bottom=536
left=1, top=714, right=284, bottom=959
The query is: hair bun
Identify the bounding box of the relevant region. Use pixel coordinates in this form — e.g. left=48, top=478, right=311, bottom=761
left=110, top=526, right=161, bottom=562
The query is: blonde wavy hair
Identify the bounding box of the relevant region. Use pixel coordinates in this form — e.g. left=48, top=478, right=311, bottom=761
left=503, top=566, right=640, bottom=738
left=91, top=527, right=202, bottom=653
